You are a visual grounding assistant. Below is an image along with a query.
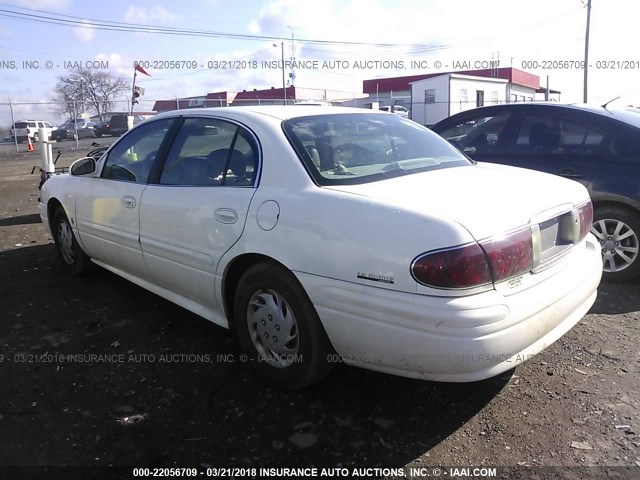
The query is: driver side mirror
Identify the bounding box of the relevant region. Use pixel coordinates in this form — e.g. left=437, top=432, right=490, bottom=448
left=70, top=157, right=96, bottom=176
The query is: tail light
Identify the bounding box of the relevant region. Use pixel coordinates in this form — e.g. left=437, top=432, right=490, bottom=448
left=577, top=201, right=593, bottom=240
left=482, top=228, right=533, bottom=282
left=412, top=228, right=534, bottom=289
left=411, top=243, right=492, bottom=289
left=413, top=202, right=593, bottom=290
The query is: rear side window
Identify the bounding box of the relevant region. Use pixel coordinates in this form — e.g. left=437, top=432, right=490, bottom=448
left=159, top=118, right=258, bottom=187
left=514, top=114, right=606, bottom=154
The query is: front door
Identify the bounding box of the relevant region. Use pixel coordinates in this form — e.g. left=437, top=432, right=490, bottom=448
left=75, top=118, right=176, bottom=278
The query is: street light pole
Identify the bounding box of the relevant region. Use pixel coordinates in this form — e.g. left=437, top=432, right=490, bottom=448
left=583, top=0, right=592, bottom=103
left=281, top=42, right=286, bottom=105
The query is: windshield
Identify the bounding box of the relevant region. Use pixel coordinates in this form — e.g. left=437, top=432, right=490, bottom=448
left=283, top=113, right=471, bottom=185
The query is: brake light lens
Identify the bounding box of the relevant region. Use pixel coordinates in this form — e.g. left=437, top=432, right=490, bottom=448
left=482, top=228, right=533, bottom=282
left=578, top=201, right=593, bottom=240
left=412, top=228, right=534, bottom=289
left=412, top=243, right=492, bottom=289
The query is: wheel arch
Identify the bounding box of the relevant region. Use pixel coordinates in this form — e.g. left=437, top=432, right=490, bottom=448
left=47, top=197, right=64, bottom=234
left=221, top=253, right=295, bottom=331
left=592, top=199, right=640, bottom=217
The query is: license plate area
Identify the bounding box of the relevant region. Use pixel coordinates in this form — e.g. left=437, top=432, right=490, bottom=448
left=536, top=210, right=579, bottom=266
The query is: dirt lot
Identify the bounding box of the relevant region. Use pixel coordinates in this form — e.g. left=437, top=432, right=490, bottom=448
left=0, top=141, right=639, bottom=478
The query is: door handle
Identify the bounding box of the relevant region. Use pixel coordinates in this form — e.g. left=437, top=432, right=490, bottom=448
left=214, top=208, right=238, bottom=224
left=122, top=195, right=137, bottom=209
left=558, top=168, right=583, bottom=179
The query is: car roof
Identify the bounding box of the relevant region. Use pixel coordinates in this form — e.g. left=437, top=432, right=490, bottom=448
left=441, top=102, right=640, bottom=127
left=152, top=106, right=383, bottom=122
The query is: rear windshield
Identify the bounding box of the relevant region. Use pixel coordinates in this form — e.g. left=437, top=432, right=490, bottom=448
left=283, top=113, right=470, bottom=185
left=15, top=122, right=28, bottom=128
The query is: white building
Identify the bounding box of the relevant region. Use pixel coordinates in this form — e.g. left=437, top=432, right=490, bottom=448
left=359, top=67, right=557, bottom=125
left=410, top=74, right=508, bottom=126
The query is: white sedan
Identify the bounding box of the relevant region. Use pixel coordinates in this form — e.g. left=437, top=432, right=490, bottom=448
left=39, top=107, right=602, bottom=389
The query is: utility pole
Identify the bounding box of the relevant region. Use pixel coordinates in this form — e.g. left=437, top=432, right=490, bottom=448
left=286, top=25, right=298, bottom=87
left=281, top=42, right=286, bottom=105
left=583, top=0, right=592, bottom=103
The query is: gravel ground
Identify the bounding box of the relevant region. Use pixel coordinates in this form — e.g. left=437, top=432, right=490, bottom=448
left=0, top=141, right=638, bottom=478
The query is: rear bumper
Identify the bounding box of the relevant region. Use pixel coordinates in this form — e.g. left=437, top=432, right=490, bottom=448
left=296, top=235, right=602, bottom=382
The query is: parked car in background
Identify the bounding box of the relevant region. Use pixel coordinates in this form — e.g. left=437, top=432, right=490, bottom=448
left=10, top=120, right=55, bottom=143
left=432, top=103, right=640, bottom=282
left=39, top=106, right=601, bottom=388
left=95, top=114, right=145, bottom=137
left=51, top=121, right=96, bottom=141
left=379, top=105, right=409, bottom=117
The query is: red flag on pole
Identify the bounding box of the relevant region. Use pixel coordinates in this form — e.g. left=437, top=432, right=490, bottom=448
left=134, top=63, right=151, bottom=76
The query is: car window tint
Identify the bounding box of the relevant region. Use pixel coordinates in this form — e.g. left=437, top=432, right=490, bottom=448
left=101, top=119, right=173, bottom=183
left=159, top=118, right=258, bottom=187
left=437, top=112, right=511, bottom=155
left=515, top=114, right=605, bottom=154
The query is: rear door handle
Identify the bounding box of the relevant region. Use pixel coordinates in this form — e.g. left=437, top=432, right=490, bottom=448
left=122, top=195, right=137, bottom=209
left=558, top=168, right=584, bottom=179
left=214, top=208, right=238, bottom=224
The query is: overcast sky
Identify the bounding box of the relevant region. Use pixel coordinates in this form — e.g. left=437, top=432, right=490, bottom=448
left=0, top=0, right=638, bottom=126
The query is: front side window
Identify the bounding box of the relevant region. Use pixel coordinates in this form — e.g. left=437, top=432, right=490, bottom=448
left=283, top=113, right=470, bottom=186
left=159, top=118, right=258, bottom=187
left=101, top=118, right=174, bottom=183
left=436, top=112, right=512, bottom=154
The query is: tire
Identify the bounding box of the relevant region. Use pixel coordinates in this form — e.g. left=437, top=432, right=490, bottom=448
left=33, top=133, right=39, bottom=142
left=52, top=207, right=94, bottom=275
left=95, top=133, right=102, bottom=138
left=592, top=206, right=640, bottom=282
left=234, top=262, right=334, bottom=389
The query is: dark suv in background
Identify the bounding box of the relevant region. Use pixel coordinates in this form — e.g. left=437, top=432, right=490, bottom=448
left=432, top=103, right=640, bottom=282
left=95, top=114, right=129, bottom=137
left=95, top=114, right=146, bottom=137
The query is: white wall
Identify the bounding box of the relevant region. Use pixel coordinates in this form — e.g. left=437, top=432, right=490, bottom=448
left=449, top=76, right=507, bottom=115
left=410, top=75, right=450, bottom=126
left=507, top=84, right=536, bottom=103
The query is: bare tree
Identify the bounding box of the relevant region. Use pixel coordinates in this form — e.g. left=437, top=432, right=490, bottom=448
left=52, top=68, right=128, bottom=121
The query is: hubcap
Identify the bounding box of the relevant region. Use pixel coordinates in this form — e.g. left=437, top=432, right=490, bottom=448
left=591, top=219, right=639, bottom=273
left=57, top=220, right=75, bottom=265
left=246, top=289, right=299, bottom=368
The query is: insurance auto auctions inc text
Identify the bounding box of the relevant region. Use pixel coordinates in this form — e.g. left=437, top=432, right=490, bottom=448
left=214, top=466, right=498, bottom=477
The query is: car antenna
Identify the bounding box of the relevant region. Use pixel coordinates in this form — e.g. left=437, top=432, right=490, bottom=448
left=601, top=96, right=621, bottom=110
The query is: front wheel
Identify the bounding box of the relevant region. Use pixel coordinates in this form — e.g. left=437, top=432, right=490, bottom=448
left=234, top=262, right=334, bottom=389
left=52, top=207, right=94, bottom=275
left=591, top=206, right=640, bottom=282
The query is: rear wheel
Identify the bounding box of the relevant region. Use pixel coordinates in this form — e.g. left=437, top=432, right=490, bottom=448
left=592, top=206, right=640, bottom=282
left=52, top=207, right=94, bottom=275
left=234, top=262, right=334, bottom=389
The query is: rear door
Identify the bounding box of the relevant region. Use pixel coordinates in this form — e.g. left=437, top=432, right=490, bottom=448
left=75, top=118, right=176, bottom=278
left=497, top=108, right=610, bottom=191
left=139, top=116, right=259, bottom=310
